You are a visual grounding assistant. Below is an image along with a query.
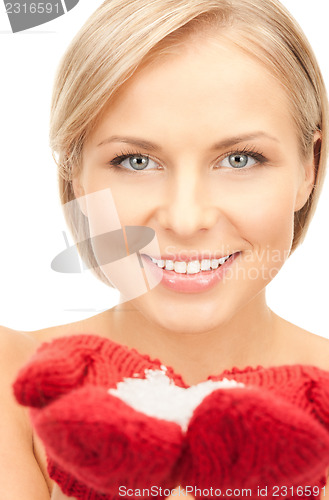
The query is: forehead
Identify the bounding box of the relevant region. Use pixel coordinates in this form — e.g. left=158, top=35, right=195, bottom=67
left=89, top=35, right=297, bottom=151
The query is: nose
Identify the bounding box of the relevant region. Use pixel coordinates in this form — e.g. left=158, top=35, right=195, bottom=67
left=155, top=164, right=219, bottom=238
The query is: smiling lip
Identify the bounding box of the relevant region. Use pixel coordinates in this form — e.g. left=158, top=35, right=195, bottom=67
left=144, top=253, right=231, bottom=262
left=141, top=252, right=240, bottom=293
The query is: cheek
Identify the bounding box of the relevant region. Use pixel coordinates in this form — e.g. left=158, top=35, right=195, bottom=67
left=222, top=172, right=296, bottom=241
left=102, top=179, right=156, bottom=225
left=78, top=170, right=143, bottom=227
left=228, top=179, right=297, bottom=278
left=243, top=191, right=294, bottom=245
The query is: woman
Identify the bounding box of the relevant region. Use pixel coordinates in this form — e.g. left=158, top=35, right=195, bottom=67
left=1, top=0, right=329, bottom=498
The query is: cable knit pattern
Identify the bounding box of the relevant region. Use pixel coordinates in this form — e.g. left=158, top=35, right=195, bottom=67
left=13, top=334, right=329, bottom=500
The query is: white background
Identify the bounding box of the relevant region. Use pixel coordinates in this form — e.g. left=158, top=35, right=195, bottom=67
left=0, top=1, right=328, bottom=335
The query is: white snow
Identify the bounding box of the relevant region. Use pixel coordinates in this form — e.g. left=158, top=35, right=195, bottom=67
left=108, top=367, right=244, bottom=431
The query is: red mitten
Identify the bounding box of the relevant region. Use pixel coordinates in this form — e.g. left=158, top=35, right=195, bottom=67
left=181, top=386, right=329, bottom=495
left=13, top=334, right=185, bottom=407
left=14, top=334, right=186, bottom=499
left=13, top=334, right=329, bottom=500
left=31, top=385, right=183, bottom=495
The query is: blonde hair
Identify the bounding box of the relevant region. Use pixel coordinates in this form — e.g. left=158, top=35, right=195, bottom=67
left=50, top=0, right=328, bottom=279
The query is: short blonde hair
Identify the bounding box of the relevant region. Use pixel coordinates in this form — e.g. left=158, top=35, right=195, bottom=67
left=50, top=0, right=328, bottom=279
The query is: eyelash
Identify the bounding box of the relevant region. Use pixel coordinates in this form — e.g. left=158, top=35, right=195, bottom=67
left=108, top=149, right=153, bottom=173
left=107, top=146, right=268, bottom=173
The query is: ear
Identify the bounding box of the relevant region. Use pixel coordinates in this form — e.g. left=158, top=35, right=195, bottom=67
left=294, top=131, right=321, bottom=212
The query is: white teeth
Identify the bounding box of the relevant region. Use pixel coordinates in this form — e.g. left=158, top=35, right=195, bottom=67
left=187, top=260, right=201, bottom=274
left=211, top=259, right=219, bottom=269
left=150, top=255, right=232, bottom=273
left=165, top=260, right=174, bottom=271
left=174, top=261, right=187, bottom=274
left=200, top=259, right=211, bottom=271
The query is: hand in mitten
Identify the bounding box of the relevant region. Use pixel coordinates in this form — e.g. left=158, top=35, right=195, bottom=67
left=13, top=335, right=329, bottom=500
left=14, top=334, right=186, bottom=499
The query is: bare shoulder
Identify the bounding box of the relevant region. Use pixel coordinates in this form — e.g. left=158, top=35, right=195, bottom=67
left=0, top=325, right=39, bottom=373
left=26, top=308, right=117, bottom=344
left=273, top=314, right=329, bottom=372
left=0, top=326, right=52, bottom=498
left=0, top=311, right=117, bottom=500
left=297, top=329, right=329, bottom=372
left=0, top=306, right=118, bottom=359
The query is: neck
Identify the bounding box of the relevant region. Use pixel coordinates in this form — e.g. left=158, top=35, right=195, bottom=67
left=108, top=291, right=279, bottom=385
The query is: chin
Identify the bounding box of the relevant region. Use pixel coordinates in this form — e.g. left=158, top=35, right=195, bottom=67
left=131, top=292, right=235, bottom=335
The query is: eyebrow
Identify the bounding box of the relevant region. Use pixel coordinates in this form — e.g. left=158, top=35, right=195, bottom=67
left=97, top=132, right=280, bottom=151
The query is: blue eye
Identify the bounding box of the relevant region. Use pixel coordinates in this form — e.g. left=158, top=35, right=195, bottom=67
left=124, top=155, right=150, bottom=170
left=108, top=148, right=267, bottom=173
left=221, top=153, right=257, bottom=169
left=109, top=153, right=159, bottom=171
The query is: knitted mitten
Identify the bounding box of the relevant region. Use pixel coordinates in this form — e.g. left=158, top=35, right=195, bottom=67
left=180, top=385, right=329, bottom=495
left=13, top=334, right=329, bottom=500
left=14, top=334, right=185, bottom=499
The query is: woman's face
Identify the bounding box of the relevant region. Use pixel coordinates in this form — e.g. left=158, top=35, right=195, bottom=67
left=76, top=34, right=314, bottom=334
